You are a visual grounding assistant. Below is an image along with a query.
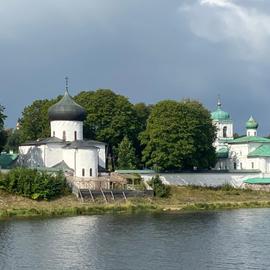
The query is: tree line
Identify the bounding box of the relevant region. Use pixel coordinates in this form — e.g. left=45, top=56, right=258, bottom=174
left=1, top=89, right=217, bottom=171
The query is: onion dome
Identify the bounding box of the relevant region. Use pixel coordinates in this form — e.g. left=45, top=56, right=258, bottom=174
left=48, top=90, right=86, bottom=121
left=211, top=99, right=230, bottom=121
left=246, top=116, right=258, bottom=129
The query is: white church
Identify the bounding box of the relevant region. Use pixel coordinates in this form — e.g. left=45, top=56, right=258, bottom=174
left=212, top=99, right=270, bottom=174
left=18, top=89, right=106, bottom=179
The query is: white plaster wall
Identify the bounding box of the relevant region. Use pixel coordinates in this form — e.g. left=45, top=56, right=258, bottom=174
left=51, top=121, right=83, bottom=141
left=246, top=129, right=257, bottom=137
left=141, top=172, right=263, bottom=188
left=62, top=148, right=98, bottom=178
left=18, top=145, right=45, bottom=167
left=75, top=149, right=98, bottom=178
left=214, top=121, right=234, bottom=139
left=62, top=149, right=76, bottom=171
left=90, top=143, right=106, bottom=169
left=44, top=145, right=63, bottom=167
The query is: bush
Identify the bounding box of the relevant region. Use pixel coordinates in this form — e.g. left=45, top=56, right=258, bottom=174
left=149, top=175, right=171, bottom=198
left=0, top=167, right=68, bottom=200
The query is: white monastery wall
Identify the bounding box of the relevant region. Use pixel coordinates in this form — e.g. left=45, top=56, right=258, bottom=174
left=51, top=121, right=83, bottom=141
left=141, top=172, right=263, bottom=188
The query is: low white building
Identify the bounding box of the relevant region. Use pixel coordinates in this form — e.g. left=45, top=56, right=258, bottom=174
left=212, top=100, right=270, bottom=174
left=18, top=89, right=107, bottom=179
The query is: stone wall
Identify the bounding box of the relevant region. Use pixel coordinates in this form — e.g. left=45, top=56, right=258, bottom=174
left=140, top=171, right=264, bottom=188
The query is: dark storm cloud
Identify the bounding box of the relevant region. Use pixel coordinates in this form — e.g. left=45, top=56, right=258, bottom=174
left=1, top=0, right=270, bottom=135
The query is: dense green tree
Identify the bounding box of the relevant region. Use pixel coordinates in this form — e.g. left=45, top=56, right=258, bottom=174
left=19, top=98, right=59, bottom=142
left=4, top=129, right=23, bottom=152
left=134, top=103, right=152, bottom=133
left=75, top=89, right=141, bottom=167
left=0, top=105, right=7, bottom=152
left=116, top=136, right=137, bottom=169
left=140, top=99, right=216, bottom=171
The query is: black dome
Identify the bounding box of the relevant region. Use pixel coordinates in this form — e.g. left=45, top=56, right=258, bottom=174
left=48, top=91, right=86, bottom=121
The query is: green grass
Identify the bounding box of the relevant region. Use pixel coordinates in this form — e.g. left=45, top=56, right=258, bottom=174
left=1, top=185, right=270, bottom=219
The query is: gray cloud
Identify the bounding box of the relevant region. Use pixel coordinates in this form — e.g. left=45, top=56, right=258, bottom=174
left=1, top=0, right=270, bottom=136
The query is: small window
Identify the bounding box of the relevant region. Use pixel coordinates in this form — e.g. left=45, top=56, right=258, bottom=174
left=63, top=131, right=66, bottom=141
left=223, top=126, right=227, bottom=138
left=234, top=162, right=237, bottom=170
left=74, top=131, right=77, bottom=141
left=90, top=168, right=92, bottom=177
left=252, top=162, right=254, bottom=169
left=240, top=163, right=243, bottom=169
left=82, top=168, right=85, bottom=177
left=53, top=131, right=55, bottom=137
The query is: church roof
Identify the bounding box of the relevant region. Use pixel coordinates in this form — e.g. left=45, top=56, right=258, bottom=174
left=21, top=137, right=65, bottom=146
left=229, top=136, right=270, bottom=144
left=51, top=160, right=74, bottom=172
left=0, top=153, right=18, bottom=169
left=216, top=147, right=229, bottom=158
left=248, top=145, right=270, bottom=157
left=48, top=90, right=86, bottom=121
left=64, top=140, right=99, bottom=149
left=244, top=178, right=270, bottom=184
left=211, top=99, right=230, bottom=121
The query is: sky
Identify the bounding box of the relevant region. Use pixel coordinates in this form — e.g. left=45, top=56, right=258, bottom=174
left=1, top=0, right=270, bottom=135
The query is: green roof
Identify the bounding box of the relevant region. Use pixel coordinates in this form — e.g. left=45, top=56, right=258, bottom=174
left=0, top=153, right=18, bottom=169
left=229, top=136, right=270, bottom=144
left=244, top=178, right=270, bottom=184
left=216, top=147, right=229, bottom=158
left=246, top=116, right=258, bottom=129
left=248, top=145, right=270, bottom=157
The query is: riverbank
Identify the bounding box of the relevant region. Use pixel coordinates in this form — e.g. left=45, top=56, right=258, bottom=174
left=1, top=186, right=270, bottom=219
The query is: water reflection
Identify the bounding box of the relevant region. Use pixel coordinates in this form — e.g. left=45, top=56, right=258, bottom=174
left=1, top=209, right=270, bottom=269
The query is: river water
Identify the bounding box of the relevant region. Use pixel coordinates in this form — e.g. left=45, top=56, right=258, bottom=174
left=1, top=209, right=270, bottom=270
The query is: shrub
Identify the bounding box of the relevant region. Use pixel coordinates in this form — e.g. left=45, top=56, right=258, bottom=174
left=149, top=175, right=171, bottom=198
left=1, top=167, right=68, bottom=200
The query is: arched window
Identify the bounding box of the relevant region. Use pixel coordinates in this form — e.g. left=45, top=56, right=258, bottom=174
left=74, top=131, right=77, bottom=141
left=63, top=131, right=66, bottom=141
left=82, top=168, right=85, bottom=177
left=234, top=162, right=237, bottom=170
left=90, top=168, right=92, bottom=177
left=223, top=126, right=227, bottom=138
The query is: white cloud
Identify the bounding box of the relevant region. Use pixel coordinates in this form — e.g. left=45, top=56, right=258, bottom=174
left=179, top=0, right=270, bottom=59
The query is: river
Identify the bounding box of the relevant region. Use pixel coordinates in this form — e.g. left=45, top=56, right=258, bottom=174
left=1, top=209, right=270, bottom=269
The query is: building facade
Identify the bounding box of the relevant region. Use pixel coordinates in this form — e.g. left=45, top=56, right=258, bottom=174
left=212, top=100, right=270, bottom=174
left=18, top=90, right=106, bottom=179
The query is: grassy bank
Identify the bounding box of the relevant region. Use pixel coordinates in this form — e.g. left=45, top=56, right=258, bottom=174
left=1, top=185, right=270, bottom=219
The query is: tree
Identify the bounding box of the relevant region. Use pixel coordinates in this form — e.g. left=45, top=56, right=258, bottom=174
left=4, top=129, right=23, bottom=153
left=116, top=136, right=137, bottom=169
left=149, top=175, right=171, bottom=198
left=0, top=105, right=7, bottom=152
left=75, top=89, right=141, bottom=167
left=140, top=99, right=216, bottom=171
left=19, top=98, right=60, bottom=142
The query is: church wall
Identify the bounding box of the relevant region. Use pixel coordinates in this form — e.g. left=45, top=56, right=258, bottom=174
left=75, top=149, right=98, bottom=178
left=18, top=145, right=45, bottom=168
left=90, top=143, right=106, bottom=169
left=215, top=121, right=233, bottom=139
left=62, top=149, right=76, bottom=171
left=44, top=145, right=63, bottom=167
left=51, top=121, right=83, bottom=141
